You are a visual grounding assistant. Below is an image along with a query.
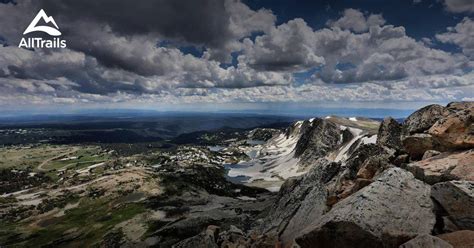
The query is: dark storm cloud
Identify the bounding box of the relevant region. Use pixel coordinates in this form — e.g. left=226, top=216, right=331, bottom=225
left=32, top=0, right=233, bottom=77
left=38, top=0, right=232, bottom=48
left=0, top=0, right=274, bottom=78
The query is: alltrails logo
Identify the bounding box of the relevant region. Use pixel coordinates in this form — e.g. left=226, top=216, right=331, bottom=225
left=18, top=9, right=67, bottom=49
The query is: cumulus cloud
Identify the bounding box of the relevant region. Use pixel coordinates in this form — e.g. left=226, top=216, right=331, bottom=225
left=314, top=22, right=469, bottom=84
left=436, top=17, right=474, bottom=57
left=327, top=9, right=385, bottom=33
left=241, top=19, right=325, bottom=72
left=0, top=1, right=472, bottom=108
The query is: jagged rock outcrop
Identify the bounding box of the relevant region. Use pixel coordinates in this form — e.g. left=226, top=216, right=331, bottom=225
left=294, top=118, right=343, bottom=162
left=406, top=150, right=474, bottom=184
left=377, top=117, right=402, bottom=150
left=295, top=168, right=436, bottom=248
left=437, top=230, right=474, bottom=248
left=327, top=144, right=391, bottom=206
left=399, top=234, right=453, bottom=248
left=258, top=159, right=338, bottom=242
left=278, top=160, right=340, bottom=245
left=431, top=181, right=474, bottom=230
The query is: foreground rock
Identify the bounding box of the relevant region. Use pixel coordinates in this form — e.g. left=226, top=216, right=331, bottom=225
left=295, top=168, right=435, bottom=248
left=438, top=230, right=474, bottom=248
left=276, top=160, right=338, bottom=244
left=431, top=181, right=474, bottom=230
left=256, top=143, right=394, bottom=247
left=399, top=234, right=453, bottom=248
left=258, top=159, right=336, bottom=242
left=406, top=150, right=474, bottom=184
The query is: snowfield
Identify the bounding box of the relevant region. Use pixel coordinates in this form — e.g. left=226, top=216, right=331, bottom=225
left=226, top=117, right=378, bottom=191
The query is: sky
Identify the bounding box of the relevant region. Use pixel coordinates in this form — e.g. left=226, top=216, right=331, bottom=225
left=0, top=0, right=473, bottom=114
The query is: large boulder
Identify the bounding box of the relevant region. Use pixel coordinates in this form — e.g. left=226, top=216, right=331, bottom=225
left=438, top=230, right=474, bottom=248
left=402, top=133, right=441, bottom=160
left=431, top=181, right=474, bottom=230
left=403, top=104, right=451, bottom=135
left=406, top=150, right=474, bottom=184
left=399, top=234, right=453, bottom=248
left=295, top=168, right=436, bottom=248
left=428, top=102, right=473, bottom=150
left=377, top=117, right=402, bottom=150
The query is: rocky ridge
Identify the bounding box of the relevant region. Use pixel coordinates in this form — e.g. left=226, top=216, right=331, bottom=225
left=179, top=102, right=474, bottom=248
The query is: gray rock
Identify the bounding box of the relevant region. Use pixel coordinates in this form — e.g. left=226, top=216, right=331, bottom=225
left=377, top=117, right=402, bottom=150
left=403, top=104, right=451, bottom=135
left=295, top=168, right=436, bottom=248
left=422, top=150, right=441, bottom=160
left=258, top=159, right=336, bottom=239
left=432, top=181, right=474, bottom=230
left=399, top=234, right=453, bottom=248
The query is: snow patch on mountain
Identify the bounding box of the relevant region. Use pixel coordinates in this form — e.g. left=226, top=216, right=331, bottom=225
left=226, top=116, right=379, bottom=191
left=226, top=122, right=304, bottom=190
left=334, top=126, right=362, bottom=162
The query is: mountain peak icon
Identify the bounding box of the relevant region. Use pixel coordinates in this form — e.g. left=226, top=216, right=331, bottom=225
left=23, top=9, right=61, bottom=36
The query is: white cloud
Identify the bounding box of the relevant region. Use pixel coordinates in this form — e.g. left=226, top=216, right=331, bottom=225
left=241, top=18, right=325, bottom=72
left=436, top=17, right=474, bottom=57
left=327, top=9, right=385, bottom=33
